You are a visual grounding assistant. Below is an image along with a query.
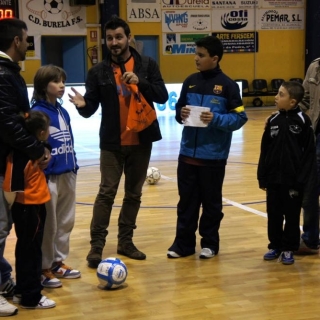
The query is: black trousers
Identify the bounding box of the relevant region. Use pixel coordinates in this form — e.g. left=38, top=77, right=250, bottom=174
left=168, top=160, right=225, bottom=256
left=301, top=135, right=320, bottom=249
left=266, top=184, right=302, bottom=252
left=12, top=202, right=46, bottom=307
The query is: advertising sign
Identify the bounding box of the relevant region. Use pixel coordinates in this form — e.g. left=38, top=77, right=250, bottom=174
left=258, top=8, right=304, bottom=29
left=211, top=9, right=256, bottom=31
left=162, top=10, right=211, bottom=32
left=163, top=33, right=209, bottom=55
left=213, top=31, right=258, bottom=52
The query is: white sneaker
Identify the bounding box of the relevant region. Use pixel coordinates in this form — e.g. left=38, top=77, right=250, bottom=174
left=167, top=251, right=181, bottom=258
left=52, top=262, right=81, bottom=279
left=200, top=248, right=215, bottom=259
left=0, top=295, right=18, bottom=316
left=13, top=294, right=21, bottom=304
left=41, top=269, right=62, bottom=288
left=21, top=295, right=56, bottom=309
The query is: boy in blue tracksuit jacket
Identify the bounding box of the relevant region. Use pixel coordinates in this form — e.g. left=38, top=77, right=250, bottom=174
left=167, top=36, right=248, bottom=259
left=31, top=65, right=80, bottom=289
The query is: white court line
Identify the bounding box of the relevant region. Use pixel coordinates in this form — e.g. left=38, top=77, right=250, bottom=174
left=223, top=197, right=304, bottom=231
left=223, top=197, right=267, bottom=218
left=160, top=174, right=175, bottom=181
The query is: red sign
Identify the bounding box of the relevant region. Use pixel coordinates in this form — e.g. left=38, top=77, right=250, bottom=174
left=0, top=0, right=18, bottom=19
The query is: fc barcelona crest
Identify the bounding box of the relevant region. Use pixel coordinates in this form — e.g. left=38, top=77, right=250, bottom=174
left=213, top=85, right=222, bottom=94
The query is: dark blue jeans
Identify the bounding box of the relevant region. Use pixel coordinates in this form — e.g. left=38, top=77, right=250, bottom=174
left=0, top=176, right=13, bottom=288
left=301, top=133, right=320, bottom=249
left=168, top=160, right=225, bottom=256
left=90, top=144, right=152, bottom=249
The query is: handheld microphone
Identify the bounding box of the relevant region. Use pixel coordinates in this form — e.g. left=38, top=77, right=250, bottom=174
left=117, top=56, right=126, bottom=75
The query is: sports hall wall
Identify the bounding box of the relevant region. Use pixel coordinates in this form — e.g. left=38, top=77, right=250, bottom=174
left=15, top=0, right=305, bottom=95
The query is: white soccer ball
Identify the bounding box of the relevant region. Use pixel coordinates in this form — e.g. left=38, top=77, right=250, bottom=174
left=97, top=257, right=128, bottom=289
left=44, top=0, right=64, bottom=14
left=146, top=167, right=161, bottom=185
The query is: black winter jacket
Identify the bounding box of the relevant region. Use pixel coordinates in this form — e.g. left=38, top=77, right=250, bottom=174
left=0, top=56, right=44, bottom=175
left=257, top=107, right=316, bottom=190
left=77, top=47, right=168, bottom=151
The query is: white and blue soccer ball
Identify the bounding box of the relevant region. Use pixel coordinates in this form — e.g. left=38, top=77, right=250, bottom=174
left=146, top=167, right=161, bottom=185
left=97, top=257, right=128, bottom=289
left=44, top=0, right=64, bottom=14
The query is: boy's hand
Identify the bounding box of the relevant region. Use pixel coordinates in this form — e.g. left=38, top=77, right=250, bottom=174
left=200, top=111, right=213, bottom=125
left=181, top=106, right=191, bottom=122
left=37, top=147, right=51, bottom=170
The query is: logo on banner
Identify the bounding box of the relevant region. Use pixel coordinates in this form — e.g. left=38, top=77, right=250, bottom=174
left=165, top=44, right=196, bottom=54
left=26, top=0, right=83, bottom=28
left=212, top=1, right=236, bottom=4
left=165, top=11, right=188, bottom=31
left=44, top=0, right=63, bottom=14
left=221, top=10, right=248, bottom=30
left=192, top=19, right=208, bottom=31
left=162, top=0, right=210, bottom=8
left=261, top=10, right=299, bottom=23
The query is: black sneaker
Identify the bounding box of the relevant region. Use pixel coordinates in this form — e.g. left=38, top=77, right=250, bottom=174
left=86, top=247, right=103, bottom=268
left=117, top=243, right=146, bottom=260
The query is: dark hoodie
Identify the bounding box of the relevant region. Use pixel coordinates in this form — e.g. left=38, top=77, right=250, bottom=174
left=0, top=54, right=44, bottom=175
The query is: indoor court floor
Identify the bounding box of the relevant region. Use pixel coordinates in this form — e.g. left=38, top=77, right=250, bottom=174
left=5, top=96, right=320, bottom=319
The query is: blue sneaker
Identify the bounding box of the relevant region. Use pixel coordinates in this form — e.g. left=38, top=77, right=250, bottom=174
left=263, top=249, right=280, bottom=260
left=279, top=251, right=294, bottom=265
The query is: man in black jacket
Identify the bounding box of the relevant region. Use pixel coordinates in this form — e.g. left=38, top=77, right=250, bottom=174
left=69, top=16, right=168, bottom=267
left=0, top=18, right=51, bottom=315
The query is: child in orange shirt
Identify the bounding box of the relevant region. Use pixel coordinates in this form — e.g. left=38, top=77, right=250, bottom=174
left=3, top=110, right=56, bottom=309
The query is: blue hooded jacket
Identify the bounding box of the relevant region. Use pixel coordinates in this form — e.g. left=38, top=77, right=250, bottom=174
left=32, top=100, right=78, bottom=175
left=175, top=66, right=248, bottom=160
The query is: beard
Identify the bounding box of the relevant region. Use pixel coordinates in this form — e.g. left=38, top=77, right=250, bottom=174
left=109, top=42, right=130, bottom=57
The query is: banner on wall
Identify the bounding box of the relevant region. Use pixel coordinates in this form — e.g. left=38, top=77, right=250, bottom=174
left=213, top=32, right=258, bottom=52
left=161, top=0, right=210, bottom=9
left=258, top=8, right=304, bottom=29
left=211, top=9, right=256, bottom=31
left=261, top=0, right=304, bottom=8
left=211, top=0, right=259, bottom=9
left=163, top=33, right=209, bottom=55
left=162, top=10, right=211, bottom=32
left=127, top=0, right=161, bottom=22
left=20, top=0, right=86, bottom=35
left=210, top=0, right=304, bottom=9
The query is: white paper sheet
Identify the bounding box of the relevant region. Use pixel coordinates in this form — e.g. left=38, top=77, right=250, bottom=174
left=183, top=105, right=210, bottom=127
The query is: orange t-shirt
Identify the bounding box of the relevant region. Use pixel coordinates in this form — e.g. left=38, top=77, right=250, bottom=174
left=113, top=56, right=139, bottom=146
left=3, top=152, right=50, bottom=205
